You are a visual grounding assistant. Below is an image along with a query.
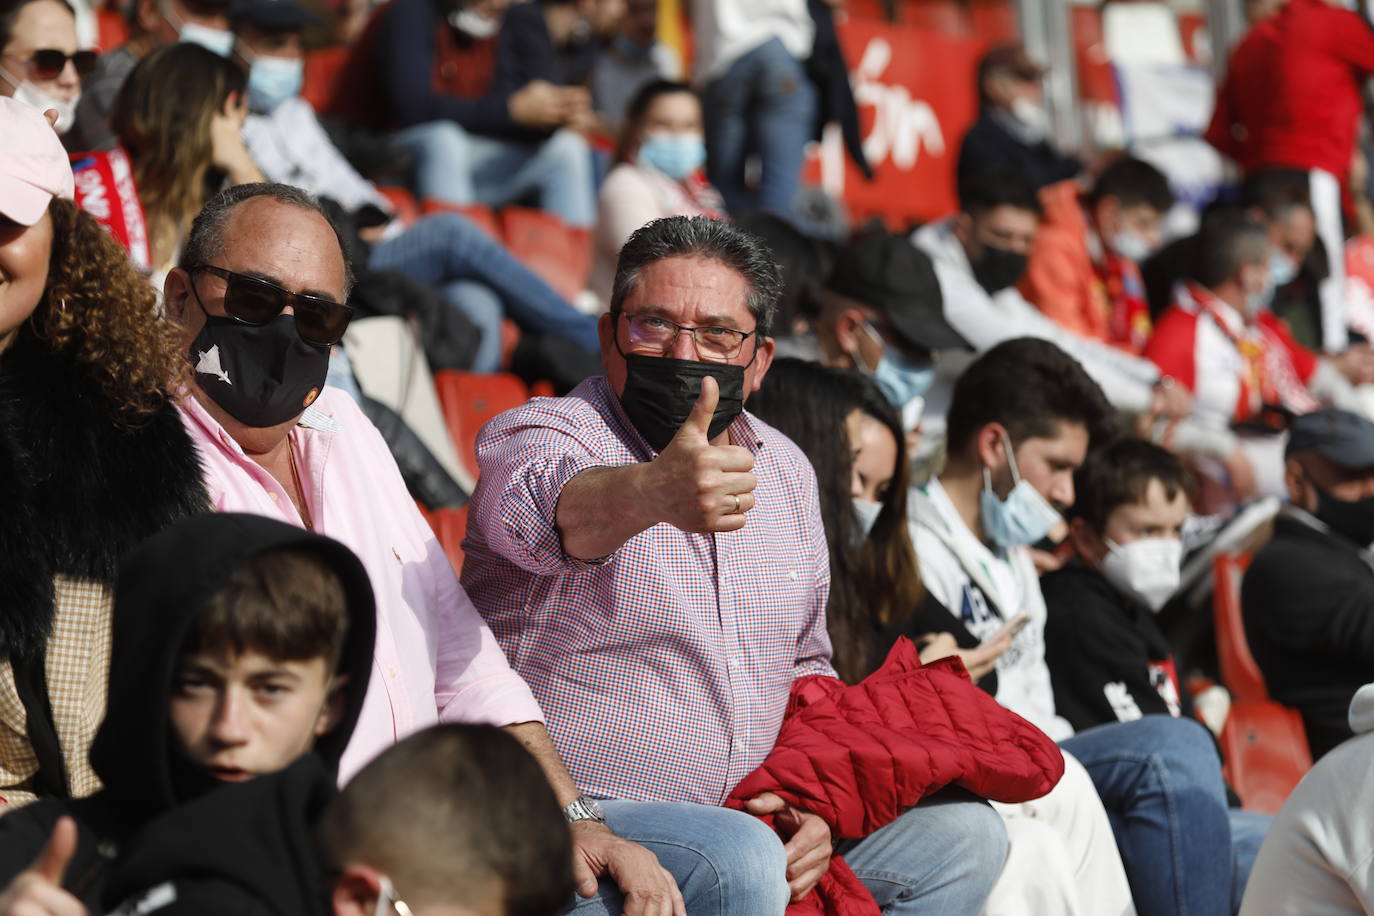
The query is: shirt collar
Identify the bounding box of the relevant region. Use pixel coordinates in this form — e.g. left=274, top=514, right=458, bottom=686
left=180, top=389, right=341, bottom=455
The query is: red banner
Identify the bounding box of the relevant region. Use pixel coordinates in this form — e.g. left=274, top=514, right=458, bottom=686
left=807, top=18, right=985, bottom=229
left=68, top=147, right=152, bottom=274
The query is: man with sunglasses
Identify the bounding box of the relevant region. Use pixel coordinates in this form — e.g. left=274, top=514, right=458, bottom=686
left=0, top=0, right=92, bottom=136
left=168, top=182, right=682, bottom=915
left=462, top=215, right=1009, bottom=915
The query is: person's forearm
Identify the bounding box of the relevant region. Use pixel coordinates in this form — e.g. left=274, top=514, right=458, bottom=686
left=555, top=464, right=659, bottom=560
left=504, top=720, right=582, bottom=806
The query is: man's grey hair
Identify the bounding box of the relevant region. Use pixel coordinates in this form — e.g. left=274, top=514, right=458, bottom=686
left=610, top=216, right=783, bottom=336
left=178, top=182, right=355, bottom=299
left=1195, top=210, right=1270, bottom=291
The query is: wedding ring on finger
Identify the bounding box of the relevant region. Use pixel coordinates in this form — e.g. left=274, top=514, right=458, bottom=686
left=731, top=494, right=741, bottom=514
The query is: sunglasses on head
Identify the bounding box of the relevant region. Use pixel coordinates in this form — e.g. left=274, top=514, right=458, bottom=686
left=193, top=264, right=353, bottom=346
left=24, top=49, right=98, bottom=80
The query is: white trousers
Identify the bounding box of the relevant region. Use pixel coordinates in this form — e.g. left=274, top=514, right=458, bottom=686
left=1311, top=167, right=1349, bottom=353
left=984, top=751, right=1136, bottom=916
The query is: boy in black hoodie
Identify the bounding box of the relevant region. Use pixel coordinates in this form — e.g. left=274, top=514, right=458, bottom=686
left=0, top=513, right=376, bottom=914
left=1041, top=438, right=1193, bottom=731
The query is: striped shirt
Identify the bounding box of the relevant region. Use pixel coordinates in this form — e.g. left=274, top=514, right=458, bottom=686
left=461, top=375, right=835, bottom=805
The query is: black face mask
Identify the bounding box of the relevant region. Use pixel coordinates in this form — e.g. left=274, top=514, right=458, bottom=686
left=619, top=353, right=745, bottom=452
left=190, top=308, right=330, bottom=429
left=971, top=244, right=1029, bottom=295
left=1313, top=485, right=1374, bottom=548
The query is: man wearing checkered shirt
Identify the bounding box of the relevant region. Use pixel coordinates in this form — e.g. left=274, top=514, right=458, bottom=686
left=463, top=216, right=1009, bottom=915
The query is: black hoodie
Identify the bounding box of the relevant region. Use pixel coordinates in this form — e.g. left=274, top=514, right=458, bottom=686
left=0, top=513, right=376, bottom=912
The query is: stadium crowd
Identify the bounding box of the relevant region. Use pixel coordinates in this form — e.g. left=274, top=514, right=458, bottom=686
left=3, top=0, right=1374, bottom=912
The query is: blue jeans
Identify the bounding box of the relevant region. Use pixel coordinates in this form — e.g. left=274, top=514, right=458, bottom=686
left=569, top=790, right=1007, bottom=915
left=367, top=212, right=599, bottom=373
left=1061, top=716, right=1270, bottom=916
left=701, top=37, right=818, bottom=218
left=390, top=121, right=596, bottom=228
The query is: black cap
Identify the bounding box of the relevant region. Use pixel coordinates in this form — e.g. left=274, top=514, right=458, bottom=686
left=231, top=0, right=318, bottom=29
left=1286, top=408, right=1374, bottom=469
left=827, top=233, right=968, bottom=352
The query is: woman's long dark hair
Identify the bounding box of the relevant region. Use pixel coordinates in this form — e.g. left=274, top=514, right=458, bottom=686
left=750, top=358, right=922, bottom=682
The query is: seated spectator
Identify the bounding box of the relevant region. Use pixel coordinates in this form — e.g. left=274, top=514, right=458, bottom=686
left=590, top=0, right=679, bottom=133
left=0, top=98, right=206, bottom=806
left=495, top=0, right=599, bottom=101
left=1020, top=157, right=1174, bottom=354
left=1044, top=437, right=1193, bottom=731
left=912, top=170, right=1211, bottom=457
left=957, top=44, right=1080, bottom=193
left=232, top=0, right=598, bottom=373
left=318, top=724, right=573, bottom=916
left=1243, top=408, right=1374, bottom=758
left=785, top=231, right=964, bottom=447
left=749, top=358, right=1136, bottom=916
left=67, top=0, right=231, bottom=152
left=0, top=0, right=92, bottom=135
left=590, top=79, right=723, bottom=304
left=108, top=43, right=263, bottom=275
left=911, top=336, right=1268, bottom=913
left=1144, top=210, right=1355, bottom=497
left=167, top=182, right=675, bottom=905
left=1238, top=682, right=1374, bottom=914
left=692, top=0, right=815, bottom=217
left=0, top=512, right=377, bottom=912
left=327, top=0, right=595, bottom=228
left=463, top=215, right=1010, bottom=913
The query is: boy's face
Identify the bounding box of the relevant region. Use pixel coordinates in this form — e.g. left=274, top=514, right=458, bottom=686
left=170, top=650, right=340, bottom=782
left=1075, top=477, right=1190, bottom=567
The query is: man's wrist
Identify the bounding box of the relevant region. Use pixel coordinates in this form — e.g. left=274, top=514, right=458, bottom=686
left=563, top=795, right=608, bottom=825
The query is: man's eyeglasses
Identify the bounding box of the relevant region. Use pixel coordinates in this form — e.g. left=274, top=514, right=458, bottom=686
left=620, top=312, right=755, bottom=362
left=10, top=49, right=98, bottom=80
left=374, top=875, right=413, bottom=916
left=193, top=264, right=353, bottom=346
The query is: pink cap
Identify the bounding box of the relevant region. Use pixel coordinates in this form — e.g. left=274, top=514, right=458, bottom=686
left=0, top=96, right=76, bottom=227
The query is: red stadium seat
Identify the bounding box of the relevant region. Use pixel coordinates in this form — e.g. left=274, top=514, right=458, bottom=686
left=499, top=206, right=592, bottom=302
left=1212, top=553, right=1313, bottom=812
left=433, top=370, right=532, bottom=479
left=430, top=505, right=469, bottom=574
left=95, top=3, right=128, bottom=51
left=419, top=199, right=504, bottom=241
left=301, top=46, right=350, bottom=112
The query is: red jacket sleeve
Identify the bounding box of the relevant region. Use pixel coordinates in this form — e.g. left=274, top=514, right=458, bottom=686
left=1144, top=306, right=1200, bottom=392
left=1323, top=5, right=1374, bottom=73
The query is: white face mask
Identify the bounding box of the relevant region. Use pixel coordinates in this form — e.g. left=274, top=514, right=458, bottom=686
left=1110, top=229, right=1153, bottom=263
left=1101, top=537, right=1183, bottom=612
left=1009, top=96, right=1049, bottom=137
left=851, top=498, right=882, bottom=544
left=0, top=65, right=79, bottom=134
left=449, top=7, right=499, bottom=38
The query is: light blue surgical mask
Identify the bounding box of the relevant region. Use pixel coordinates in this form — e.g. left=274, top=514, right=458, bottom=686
left=851, top=498, right=883, bottom=544
left=859, top=322, right=936, bottom=410
left=247, top=55, right=304, bottom=113
left=1270, top=250, right=1299, bottom=288
left=179, top=21, right=235, bottom=56
left=639, top=131, right=706, bottom=181
left=979, top=431, right=1062, bottom=549
left=1110, top=229, right=1153, bottom=263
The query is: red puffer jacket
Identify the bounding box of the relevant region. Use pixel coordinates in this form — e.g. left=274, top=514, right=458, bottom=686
left=725, top=638, right=1065, bottom=916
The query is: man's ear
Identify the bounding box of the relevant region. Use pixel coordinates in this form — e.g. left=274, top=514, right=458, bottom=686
left=973, top=422, right=1007, bottom=473
left=331, top=865, right=383, bottom=916
left=315, top=674, right=349, bottom=737
left=1093, top=195, right=1120, bottom=236
left=1284, top=457, right=1312, bottom=510
left=164, top=267, right=194, bottom=325
left=952, top=212, right=974, bottom=248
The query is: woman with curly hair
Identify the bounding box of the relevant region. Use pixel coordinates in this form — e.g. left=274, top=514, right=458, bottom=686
left=108, top=41, right=262, bottom=277
left=0, top=98, right=206, bottom=806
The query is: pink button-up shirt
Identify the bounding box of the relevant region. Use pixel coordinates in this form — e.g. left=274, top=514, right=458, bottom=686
left=179, top=388, right=544, bottom=780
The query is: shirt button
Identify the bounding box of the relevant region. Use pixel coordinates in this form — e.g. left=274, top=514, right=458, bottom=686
left=269, top=493, right=279, bottom=502
left=388, top=668, right=397, bottom=679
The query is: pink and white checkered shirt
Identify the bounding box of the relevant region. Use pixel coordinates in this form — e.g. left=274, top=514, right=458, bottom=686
left=461, top=376, right=836, bottom=806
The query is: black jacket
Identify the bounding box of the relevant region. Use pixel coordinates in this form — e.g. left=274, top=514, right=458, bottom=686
left=1242, top=514, right=1374, bottom=758
left=957, top=111, right=1081, bottom=191
left=0, top=331, right=208, bottom=799
left=872, top=594, right=999, bottom=697
left=0, top=514, right=377, bottom=912
left=1041, top=564, right=1190, bottom=734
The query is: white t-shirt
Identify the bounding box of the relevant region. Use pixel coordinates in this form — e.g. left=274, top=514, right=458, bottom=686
left=910, top=478, right=1074, bottom=741
left=690, top=0, right=814, bottom=81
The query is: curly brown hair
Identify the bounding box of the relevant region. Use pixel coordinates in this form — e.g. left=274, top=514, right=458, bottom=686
left=27, top=198, right=188, bottom=425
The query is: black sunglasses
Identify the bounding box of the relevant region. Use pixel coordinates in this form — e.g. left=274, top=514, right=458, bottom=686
left=26, top=49, right=98, bottom=80
left=193, top=264, right=353, bottom=346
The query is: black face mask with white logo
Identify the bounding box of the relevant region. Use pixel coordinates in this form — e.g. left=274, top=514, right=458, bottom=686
left=618, top=354, right=745, bottom=452
left=190, top=311, right=330, bottom=429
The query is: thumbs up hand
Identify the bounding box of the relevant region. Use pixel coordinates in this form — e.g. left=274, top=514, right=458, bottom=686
left=644, top=376, right=757, bottom=534
left=0, top=817, right=88, bottom=915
